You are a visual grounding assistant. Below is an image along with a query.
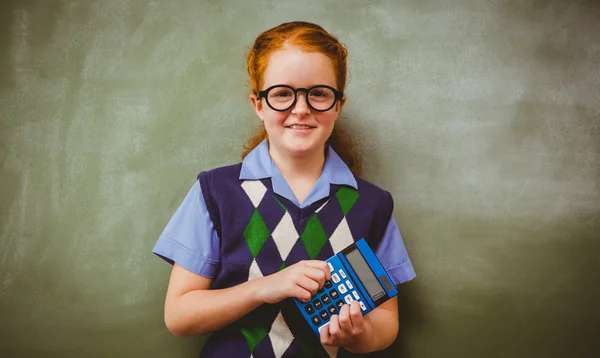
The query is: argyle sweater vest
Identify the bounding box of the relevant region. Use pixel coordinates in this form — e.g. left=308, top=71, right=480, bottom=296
left=197, top=163, right=394, bottom=358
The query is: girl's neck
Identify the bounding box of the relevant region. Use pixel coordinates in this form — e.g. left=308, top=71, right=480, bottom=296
left=269, top=143, right=326, bottom=205
left=269, top=144, right=326, bottom=179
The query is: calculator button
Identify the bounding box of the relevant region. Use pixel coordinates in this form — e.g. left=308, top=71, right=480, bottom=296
left=322, top=294, right=331, bottom=305
left=339, top=269, right=347, bottom=279
left=311, top=315, right=321, bottom=325
left=346, top=280, right=353, bottom=289
left=330, top=290, right=339, bottom=299
left=335, top=300, right=344, bottom=309
left=338, top=284, right=347, bottom=294
left=324, top=280, right=333, bottom=289
left=327, top=305, right=337, bottom=315
left=352, top=291, right=360, bottom=300
left=320, top=310, right=329, bottom=320
left=317, top=287, right=324, bottom=294
left=305, top=304, right=315, bottom=315
left=344, top=294, right=353, bottom=304
left=314, top=299, right=323, bottom=309
left=331, top=273, right=340, bottom=283
left=327, top=262, right=334, bottom=272
left=359, top=301, right=367, bottom=311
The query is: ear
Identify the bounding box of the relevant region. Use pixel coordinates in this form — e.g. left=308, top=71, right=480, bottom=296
left=249, top=93, right=265, bottom=122
left=334, top=95, right=346, bottom=115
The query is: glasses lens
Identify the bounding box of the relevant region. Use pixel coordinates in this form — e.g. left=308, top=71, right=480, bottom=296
left=308, top=87, right=336, bottom=111
left=267, top=86, right=295, bottom=111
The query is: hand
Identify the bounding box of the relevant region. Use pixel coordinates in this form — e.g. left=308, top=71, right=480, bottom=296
left=255, top=260, right=331, bottom=304
left=320, top=301, right=373, bottom=349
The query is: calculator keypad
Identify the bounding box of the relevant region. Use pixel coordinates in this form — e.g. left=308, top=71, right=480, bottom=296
left=303, top=261, right=367, bottom=330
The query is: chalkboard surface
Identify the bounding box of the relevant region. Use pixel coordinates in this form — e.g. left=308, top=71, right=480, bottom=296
left=1, top=1, right=599, bottom=357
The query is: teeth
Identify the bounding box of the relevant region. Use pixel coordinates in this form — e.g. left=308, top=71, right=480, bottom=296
left=288, top=125, right=312, bottom=129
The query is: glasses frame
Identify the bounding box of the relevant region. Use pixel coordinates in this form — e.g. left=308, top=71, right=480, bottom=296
left=257, top=84, right=344, bottom=112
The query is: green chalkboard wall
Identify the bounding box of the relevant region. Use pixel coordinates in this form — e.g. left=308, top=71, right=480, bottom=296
left=1, top=0, right=599, bottom=357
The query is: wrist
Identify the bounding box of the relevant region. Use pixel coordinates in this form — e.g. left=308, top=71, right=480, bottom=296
left=248, top=275, right=269, bottom=305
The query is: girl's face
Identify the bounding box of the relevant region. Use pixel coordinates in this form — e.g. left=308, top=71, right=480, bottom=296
left=250, top=47, right=345, bottom=159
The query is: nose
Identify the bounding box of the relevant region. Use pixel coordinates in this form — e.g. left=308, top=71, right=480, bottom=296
left=291, top=92, right=311, bottom=115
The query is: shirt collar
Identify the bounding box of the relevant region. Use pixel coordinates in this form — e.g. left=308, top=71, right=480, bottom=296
left=239, top=139, right=358, bottom=207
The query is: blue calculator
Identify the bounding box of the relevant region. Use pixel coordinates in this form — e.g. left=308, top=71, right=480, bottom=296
left=294, top=238, right=398, bottom=337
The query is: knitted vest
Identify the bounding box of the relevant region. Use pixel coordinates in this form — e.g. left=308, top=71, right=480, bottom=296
left=197, top=163, right=393, bottom=358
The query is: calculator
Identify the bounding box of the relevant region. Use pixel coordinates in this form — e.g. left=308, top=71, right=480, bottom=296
left=293, top=238, right=398, bottom=337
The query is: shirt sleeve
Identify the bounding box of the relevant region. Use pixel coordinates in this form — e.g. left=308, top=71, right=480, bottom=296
left=374, top=216, right=416, bottom=285
left=152, top=180, right=220, bottom=278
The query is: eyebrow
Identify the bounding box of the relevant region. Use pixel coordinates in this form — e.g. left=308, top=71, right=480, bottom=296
left=264, top=83, right=337, bottom=89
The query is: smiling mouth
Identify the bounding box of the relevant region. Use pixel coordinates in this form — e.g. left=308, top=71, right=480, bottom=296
left=286, top=124, right=316, bottom=129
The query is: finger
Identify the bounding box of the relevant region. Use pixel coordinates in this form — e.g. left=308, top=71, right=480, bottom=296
left=349, top=301, right=365, bottom=334
left=302, top=260, right=331, bottom=280
left=328, top=315, right=342, bottom=345
left=294, top=285, right=312, bottom=302
left=328, top=314, right=341, bottom=337
left=319, top=322, right=333, bottom=345
left=301, top=267, right=328, bottom=288
left=301, top=262, right=330, bottom=284
left=338, top=304, right=354, bottom=333
left=295, top=275, right=319, bottom=299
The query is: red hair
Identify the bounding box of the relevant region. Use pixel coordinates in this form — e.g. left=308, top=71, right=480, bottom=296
left=242, top=21, right=362, bottom=175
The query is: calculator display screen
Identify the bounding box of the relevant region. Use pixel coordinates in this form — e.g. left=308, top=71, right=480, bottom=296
left=344, top=249, right=386, bottom=301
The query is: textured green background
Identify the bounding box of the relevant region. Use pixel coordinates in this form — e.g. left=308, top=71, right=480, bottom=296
left=1, top=0, right=599, bottom=357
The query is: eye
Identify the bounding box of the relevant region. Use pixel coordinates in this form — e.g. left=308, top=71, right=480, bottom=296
left=309, top=88, right=334, bottom=100
left=272, top=89, right=293, bottom=98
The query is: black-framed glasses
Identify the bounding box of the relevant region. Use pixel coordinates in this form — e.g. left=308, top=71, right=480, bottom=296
left=257, top=84, right=344, bottom=112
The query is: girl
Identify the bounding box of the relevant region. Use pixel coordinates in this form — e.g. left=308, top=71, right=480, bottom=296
left=153, top=21, right=416, bottom=358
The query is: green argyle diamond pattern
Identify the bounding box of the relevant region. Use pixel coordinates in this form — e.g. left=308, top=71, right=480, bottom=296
left=336, top=186, right=359, bottom=216
left=243, top=209, right=270, bottom=258
left=241, top=324, right=268, bottom=354
left=300, top=214, right=328, bottom=260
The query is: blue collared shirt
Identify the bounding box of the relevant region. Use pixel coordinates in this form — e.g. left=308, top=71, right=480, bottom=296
left=153, top=140, right=416, bottom=284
